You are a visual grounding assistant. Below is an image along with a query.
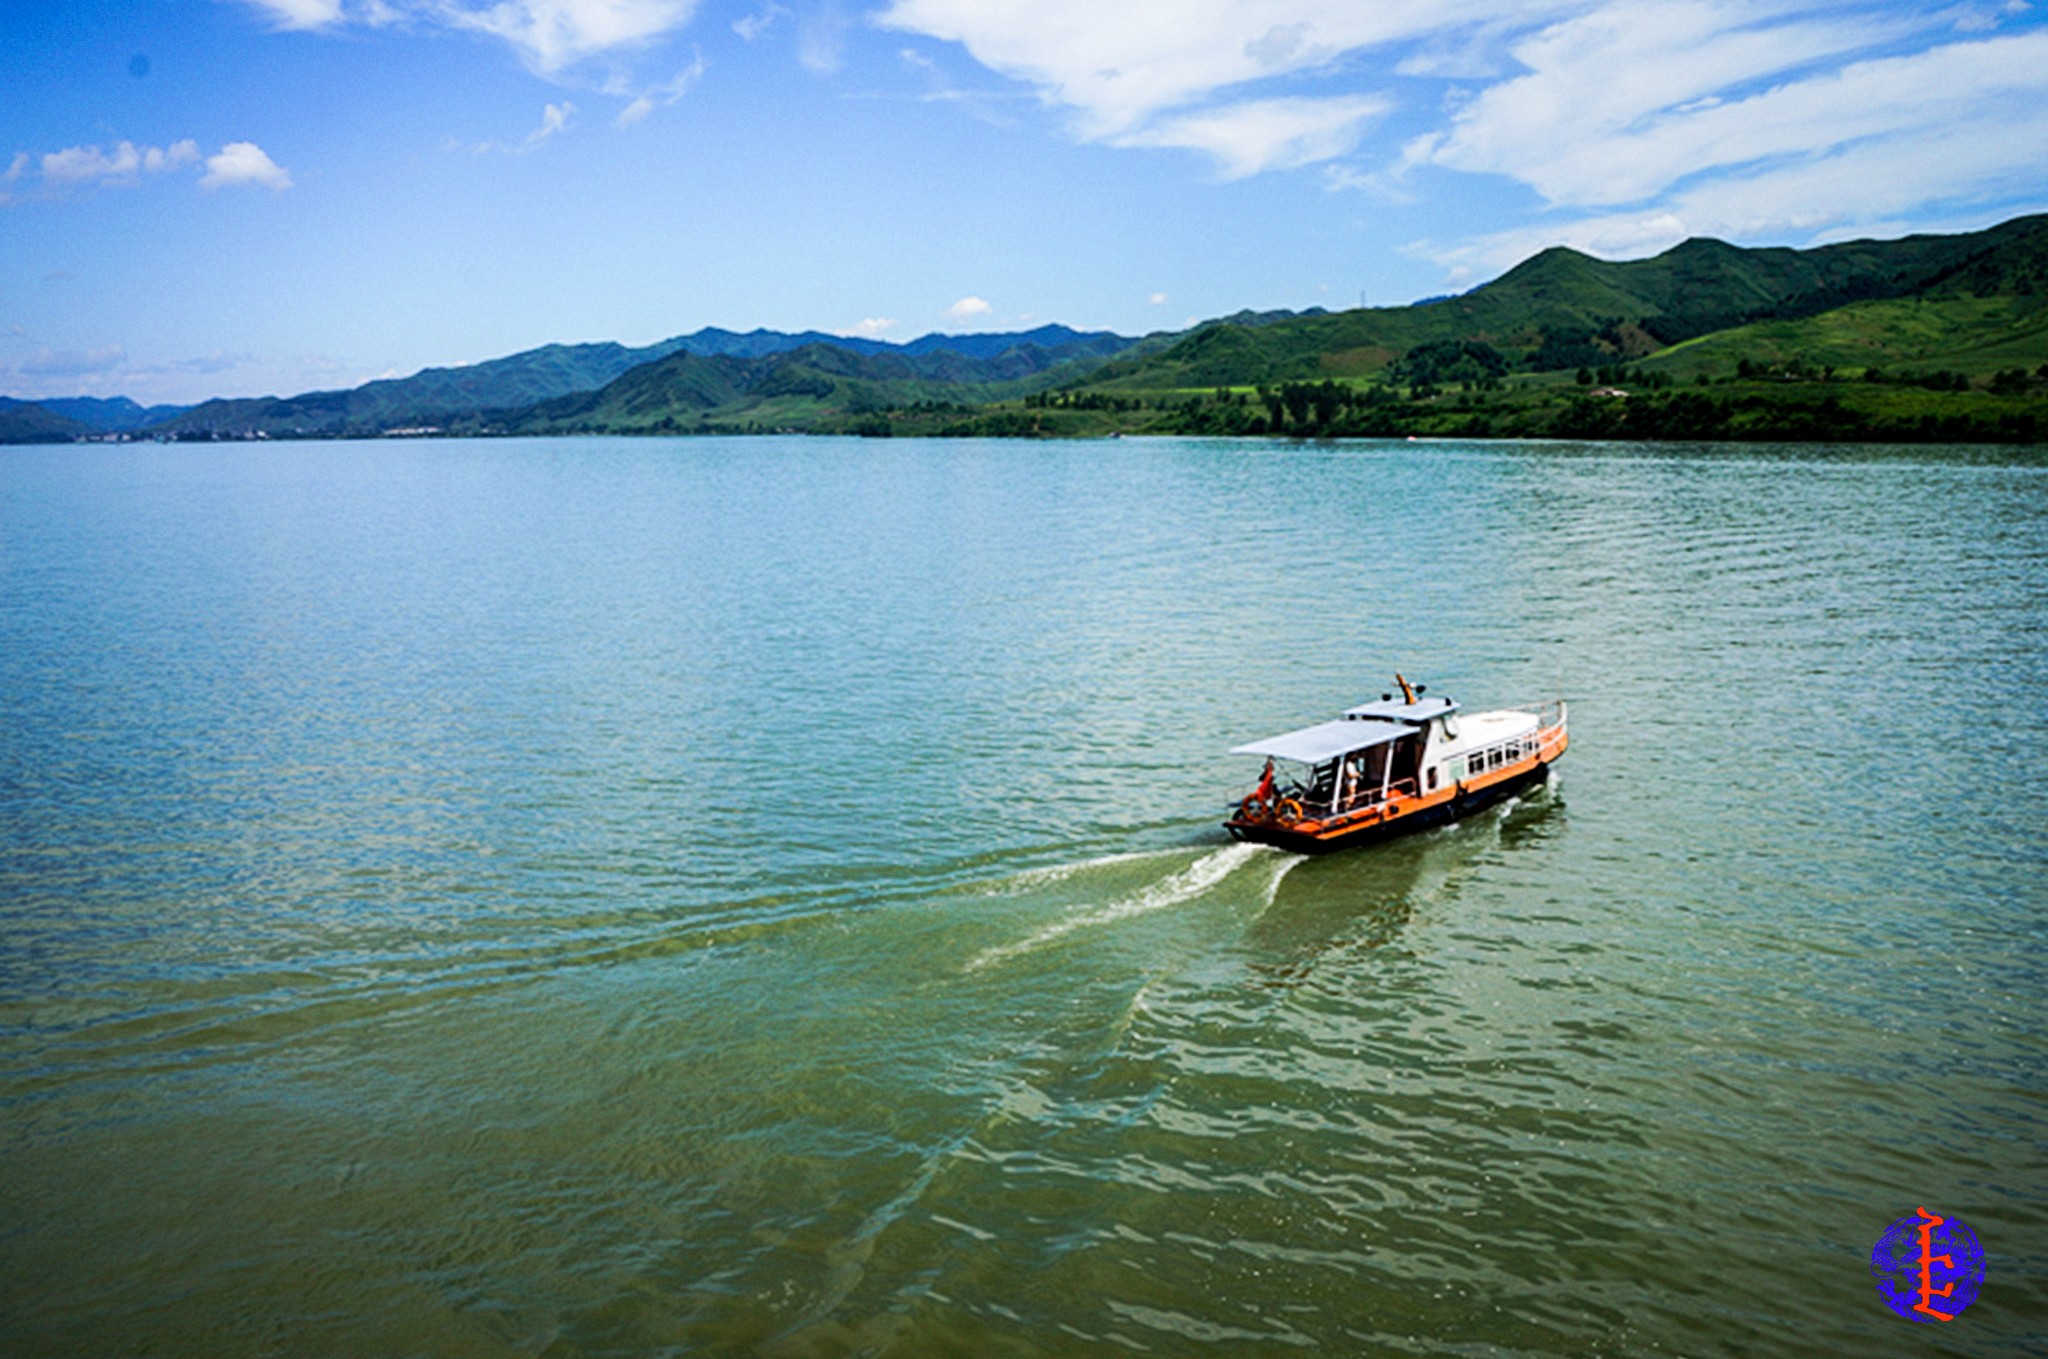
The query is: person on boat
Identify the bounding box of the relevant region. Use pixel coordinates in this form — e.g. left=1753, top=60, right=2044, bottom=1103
left=1252, top=759, right=1276, bottom=805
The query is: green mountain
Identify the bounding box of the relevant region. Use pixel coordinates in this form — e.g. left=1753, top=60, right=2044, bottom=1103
left=141, top=325, right=1146, bottom=439
left=1088, top=214, right=2048, bottom=389
left=150, top=338, right=697, bottom=438
left=497, top=342, right=1116, bottom=434
left=0, top=401, right=94, bottom=444
left=0, top=395, right=192, bottom=431
left=876, top=215, right=2047, bottom=445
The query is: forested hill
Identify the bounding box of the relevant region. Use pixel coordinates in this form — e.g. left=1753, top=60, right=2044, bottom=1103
left=1084, top=214, right=2048, bottom=390
left=0, top=401, right=94, bottom=443
left=0, top=395, right=192, bottom=431
left=129, top=325, right=1144, bottom=441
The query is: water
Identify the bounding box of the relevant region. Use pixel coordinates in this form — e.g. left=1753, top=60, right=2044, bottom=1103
left=2, top=436, right=2043, bottom=1356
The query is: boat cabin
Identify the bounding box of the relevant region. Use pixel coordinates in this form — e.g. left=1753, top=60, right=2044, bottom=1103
left=1232, top=696, right=1459, bottom=818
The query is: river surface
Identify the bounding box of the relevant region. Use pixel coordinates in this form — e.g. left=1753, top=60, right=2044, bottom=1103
left=2, top=435, right=2043, bottom=1356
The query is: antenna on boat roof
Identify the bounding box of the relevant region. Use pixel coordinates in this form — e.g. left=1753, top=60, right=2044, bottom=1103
left=1395, top=673, right=1417, bottom=705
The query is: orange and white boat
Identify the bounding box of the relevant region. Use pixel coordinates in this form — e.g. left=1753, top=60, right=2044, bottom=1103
left=1225, top=675, right=1567, bottom=855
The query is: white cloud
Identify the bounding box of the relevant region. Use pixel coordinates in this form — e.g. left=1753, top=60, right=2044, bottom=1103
left=1422, top=80, right=2048, bottom=277
left=441, top=0, right=702, bottom=73
left=172, top=352, right=253, bottom=376
left=21, top=344, right=128, bottom=377
left=0, top=342, right=344, bottom=406
left=797, top=0, right=853, bottom=72
left=615, top=52, right=706, bottom=126
left=41, top=143, right=141, bottom=184
left=145, top=141, right=202, bottom=173
left=528, top=101, right=576, bottom=144
left=844, top=317, right=897, bottom=337
left=1321, top=160, right=1416, bottom=202
left=201, top=142, right=293, bottom=190
left=1406, top=19, right=2048, bottom=276
left=946, top=296, right=992, bottom=319
left=21, top=140, right=202, bottom=191
left=875, top=1, right=1518, bottom=139
left=733, top=2, right=786, bottom=41
left=1417, top=1, right=1945, bottom=208
left=1148, top=291, right=1167, bottom=305
left=235, top=0, right=703, bottom=69
left=243, top=0, right=346, bottom=29
left=1112, top=94, right=1387, bottom=178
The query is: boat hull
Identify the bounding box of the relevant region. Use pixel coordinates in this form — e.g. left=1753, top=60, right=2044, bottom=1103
left=1226, top=760, right=1552, bottom=856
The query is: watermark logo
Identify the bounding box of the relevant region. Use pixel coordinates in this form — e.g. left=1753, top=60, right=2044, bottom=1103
left=1870, top=1207, right=1984, bottom=1322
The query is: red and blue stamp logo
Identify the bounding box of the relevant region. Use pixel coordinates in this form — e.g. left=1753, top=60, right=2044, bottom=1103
left=1870, top=1208, right=1985, bottom=1322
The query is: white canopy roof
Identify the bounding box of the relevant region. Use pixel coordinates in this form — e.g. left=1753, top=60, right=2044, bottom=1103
left=1231, top=718, right=1416, bottom=764
left=1343, top=695, right=1457, bottom=722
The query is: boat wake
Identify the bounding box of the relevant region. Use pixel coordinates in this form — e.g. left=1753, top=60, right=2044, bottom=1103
left=997, top=846, right=1188, bottom=894
left=966, top=841, right=1279, bottom=973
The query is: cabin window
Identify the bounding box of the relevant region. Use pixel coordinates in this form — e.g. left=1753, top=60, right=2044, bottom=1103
left=1427, top=768, right=1438, bottom=791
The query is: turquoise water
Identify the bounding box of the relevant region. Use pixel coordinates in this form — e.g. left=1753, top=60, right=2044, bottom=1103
left=2, top=435, right=2043, bottom=1355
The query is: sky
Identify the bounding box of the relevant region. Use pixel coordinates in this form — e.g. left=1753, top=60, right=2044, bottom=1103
left=3, top=0, right=2046, bottom=405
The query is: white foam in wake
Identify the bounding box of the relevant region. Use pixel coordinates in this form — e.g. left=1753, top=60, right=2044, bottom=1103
left=1000, top=846, right=1187, bottom=894
left=967, top=841, right=1270, bottom=972
left=1262, top=849, right=1306, bottom=907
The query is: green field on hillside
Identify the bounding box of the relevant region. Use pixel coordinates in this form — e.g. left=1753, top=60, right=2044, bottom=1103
left=1644, top=294, right=2048, bottom=379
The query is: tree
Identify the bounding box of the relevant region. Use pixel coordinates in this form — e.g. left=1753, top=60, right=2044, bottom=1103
left=1260, top=387, right=1285, bottom=428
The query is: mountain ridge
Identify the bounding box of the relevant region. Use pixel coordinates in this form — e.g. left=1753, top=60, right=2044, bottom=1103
left=129, top=323, right=1148, bottom=439
left=1083, top=213, right=2048, bottom=390
left=5, top=217, right=2044, bottom=444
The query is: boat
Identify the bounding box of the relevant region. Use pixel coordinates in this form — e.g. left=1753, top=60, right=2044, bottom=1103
left=1224, top=675, right=1567, bottom=854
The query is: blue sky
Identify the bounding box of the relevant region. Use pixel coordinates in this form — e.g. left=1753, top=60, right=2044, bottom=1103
left=4, top=0, right=2046, bottom=404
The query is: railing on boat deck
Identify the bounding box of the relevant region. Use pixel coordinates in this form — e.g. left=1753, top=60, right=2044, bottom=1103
left=1323, top=777, right=1418, bottom=819
left=1235, top=775, right=1418, bottom=825
left=1520, top=698, right=1569, bottom=760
